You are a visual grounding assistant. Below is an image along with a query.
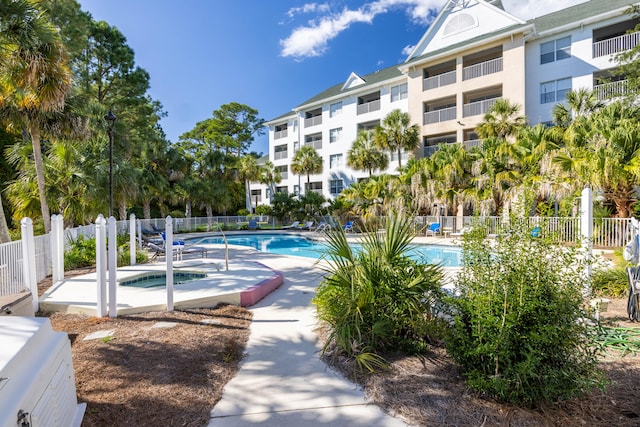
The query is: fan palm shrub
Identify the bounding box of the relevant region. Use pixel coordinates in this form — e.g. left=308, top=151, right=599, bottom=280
left=314, top=213, right=444, bottom=372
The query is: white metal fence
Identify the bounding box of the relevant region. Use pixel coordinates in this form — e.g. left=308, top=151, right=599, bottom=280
left=0, top=214, right=632, bottom=297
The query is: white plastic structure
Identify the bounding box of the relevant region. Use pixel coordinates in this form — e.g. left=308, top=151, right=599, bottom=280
left=0, top=317, right=85, bottom=427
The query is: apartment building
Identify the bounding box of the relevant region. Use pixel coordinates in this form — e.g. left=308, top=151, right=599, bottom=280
left=257, top=0, right=639, bottom=205
left=263, top=66, right=409, bottom=200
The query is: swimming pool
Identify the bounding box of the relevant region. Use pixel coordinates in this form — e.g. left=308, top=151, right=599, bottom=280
left=194, top=234, right=462, bottom=267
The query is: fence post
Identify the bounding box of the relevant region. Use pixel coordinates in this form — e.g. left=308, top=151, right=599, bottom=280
left=108, top=216, right=117, bottom=318
left=20, top=217, right=38, bottom=314
left=51, top=214, right=64, bottom=283
left=580, top=187, right=593, bottom=297
left=95, top=215, right=107, bottom=317
left=166, top=215, right=174, bottom=311
left=129, top=213, right=136, bottom=265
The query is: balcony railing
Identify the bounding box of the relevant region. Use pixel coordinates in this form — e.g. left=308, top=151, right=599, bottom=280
left=274, top=129, right=288, bottom=139
left=280, top=171, right=288, bottom=180
left=304, top=116, right=322, bottom=127
left=463, top=97, right=500, bottom=117
left=357, top=99, right=381, bottom=115
left=305, top=140, right=323, bottom=150
left=594, top=80, right=628, bottom=100
left=463, top=57, right=503, bottom=80
left=274, top=151, right=288, bottom=160
left=593, top=31, right=640, bottom=57
left=423, top=70, right=456, bottom=91
left=463, top=139, right=482, bottom=150
left=423, top=106, right=456, bottom=124
left=423, top=145, right=440, bottom=157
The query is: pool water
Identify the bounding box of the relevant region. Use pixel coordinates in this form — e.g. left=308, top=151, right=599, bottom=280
left=120, top=271, right=206, bottom=288
left=195, top=234, right=462, bottom=267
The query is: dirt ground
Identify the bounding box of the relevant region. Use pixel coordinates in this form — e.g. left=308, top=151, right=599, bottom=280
left=39, top=271, right=640, bottom=427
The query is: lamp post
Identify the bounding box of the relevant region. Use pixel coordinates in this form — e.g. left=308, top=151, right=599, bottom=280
left=104, top=109, right=116, bottom=217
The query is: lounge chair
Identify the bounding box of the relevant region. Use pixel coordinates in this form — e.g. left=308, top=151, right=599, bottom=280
left=282, top=221, right=300, bottom=229
left=147, top=242, right=210, bottom=261
left=425, top=223, right=441, bottom=236
left=248, top=219, right=258, bottom=230
left=343, top=221, right=354, bottom=233
left=313, top=221, right=330, bottom=232
left=297, top=221, right=314, bottom=230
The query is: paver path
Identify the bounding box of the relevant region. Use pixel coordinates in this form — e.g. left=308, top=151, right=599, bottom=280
left=208, top=250, right=407, bottom=426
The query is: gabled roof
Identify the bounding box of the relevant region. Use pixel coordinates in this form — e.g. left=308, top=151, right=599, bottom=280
left=406, top=0, right=525, bottom=61
left=529, top=0, right=638, bottom=35
left=298, top=64, right=404, bottom=109
left=402, top=23, right=528, bottom=69
left=342, top=72, right=366, bottom=90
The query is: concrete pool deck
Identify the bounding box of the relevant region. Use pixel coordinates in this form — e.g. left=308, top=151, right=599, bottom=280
left=39, top=257, right=284, bottom=316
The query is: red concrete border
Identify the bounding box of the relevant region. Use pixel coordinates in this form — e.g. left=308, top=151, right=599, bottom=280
left=239, top=263, right=284, bottom=307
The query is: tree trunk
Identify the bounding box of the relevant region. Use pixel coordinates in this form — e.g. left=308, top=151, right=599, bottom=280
left=0, top=194, right=11, bottom=243
left=28, top=123, right=51, bottom=233
left=185, top=200, right=192, bottom=218
left=397, top=148, right=403, bottom=169
left=119, top=201, right=127, bottom=221
left=143, top=200, right=151, bottom=219
left=245, top=180, right=252, bottom=212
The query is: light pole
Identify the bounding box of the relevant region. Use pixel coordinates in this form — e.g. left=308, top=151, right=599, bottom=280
left=104, top=109, right=116, bottom=217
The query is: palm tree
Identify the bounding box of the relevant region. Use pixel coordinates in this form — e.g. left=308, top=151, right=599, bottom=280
left=259, top=161, right=282, bottom=202
left=1, top=0, right=71, bottom=233
left=476, top=99, right=527, bottom=141
left=238, top=154, right=260, bottom=213
left=291, top=145, right=323, bottom=195
left=347, top=130, right=389, bottom=177
left=374, top=109, right=419, bottom=170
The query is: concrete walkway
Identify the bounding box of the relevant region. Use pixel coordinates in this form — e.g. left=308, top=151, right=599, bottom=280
left=208, top=249, right=408, bottom=426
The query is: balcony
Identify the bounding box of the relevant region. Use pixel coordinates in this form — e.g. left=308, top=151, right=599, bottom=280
left=463, top=97, right=500, bottom=117
left=594, top=80, right=628, bottom=100
left=274, top=150, right=288, bottom=160
left=274, top=129, right=288, bottom=139
left=357, top=99, right=381, bottom=115
left=423, top=70, right=456, bottom=91
left=463, top=57, right=503, bottom=81
left=304, top=138, right=323, bottom=150
left=423, top=145, right=440, bottom=157
left=423, top=106, right=456, bottom=124
left=593, top=31, right=640, bottom=57
left=304, top=115, right=322, bottom=127
left=463, top=139, right=482, bottom=150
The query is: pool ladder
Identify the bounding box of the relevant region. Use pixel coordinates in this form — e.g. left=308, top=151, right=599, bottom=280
left=215, top=223, right=229, bottom=271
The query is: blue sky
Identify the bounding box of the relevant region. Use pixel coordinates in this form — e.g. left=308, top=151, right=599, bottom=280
left=76, top=0, right=587, bottom=153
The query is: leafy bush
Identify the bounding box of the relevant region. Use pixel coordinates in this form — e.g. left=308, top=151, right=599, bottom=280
left=65, top=234, right=148, bottom=270
left=64, top=235, right=97, bottom=269
left=314, top=214, right=444, bottom=373
left=591, top=265, right=629, bottom=297
left=446, top=222, right=606, bottom=407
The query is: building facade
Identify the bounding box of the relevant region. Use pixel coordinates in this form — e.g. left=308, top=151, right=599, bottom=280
left=256, top=0, right=639, bottom=205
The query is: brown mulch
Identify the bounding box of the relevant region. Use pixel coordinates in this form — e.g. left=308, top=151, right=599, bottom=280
left=39, top=270, right=640, bottom=426
left=327, top=297, right=640, bottom=427
left=38, top=269, right=252, bottom=427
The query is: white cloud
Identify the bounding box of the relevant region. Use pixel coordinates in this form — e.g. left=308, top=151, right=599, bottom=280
left=286, top=3, right=331, bottom=19
left=279, top=0, right=592, bottom=59
left=401, top=44, right=415, bottom=56
left=280, top=0, right=441, bottom=59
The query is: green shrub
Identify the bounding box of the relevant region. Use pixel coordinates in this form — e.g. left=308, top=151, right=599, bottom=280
left=446, top=221, right=606, bottom=407
left=314, top=213, right=444, bottom=373
left=64, top=235, right=97, bottom=269
left=591, top=265, right=629, bottom=297
left=64, top=234, right=148, bottom=270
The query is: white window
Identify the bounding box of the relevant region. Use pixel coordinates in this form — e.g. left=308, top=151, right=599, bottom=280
left=330, top=153, right=344, bottom=169
left=330, top=102, right=342, bottom=118
left=391, top=83, right=408, bottom=102
left=329, top=127, right=342, bottom=143
left=540, top=36, right=571, bottom=64
left=540, top=78, right=571, bottom=104
left=330, top=179, right=344, bottom=195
